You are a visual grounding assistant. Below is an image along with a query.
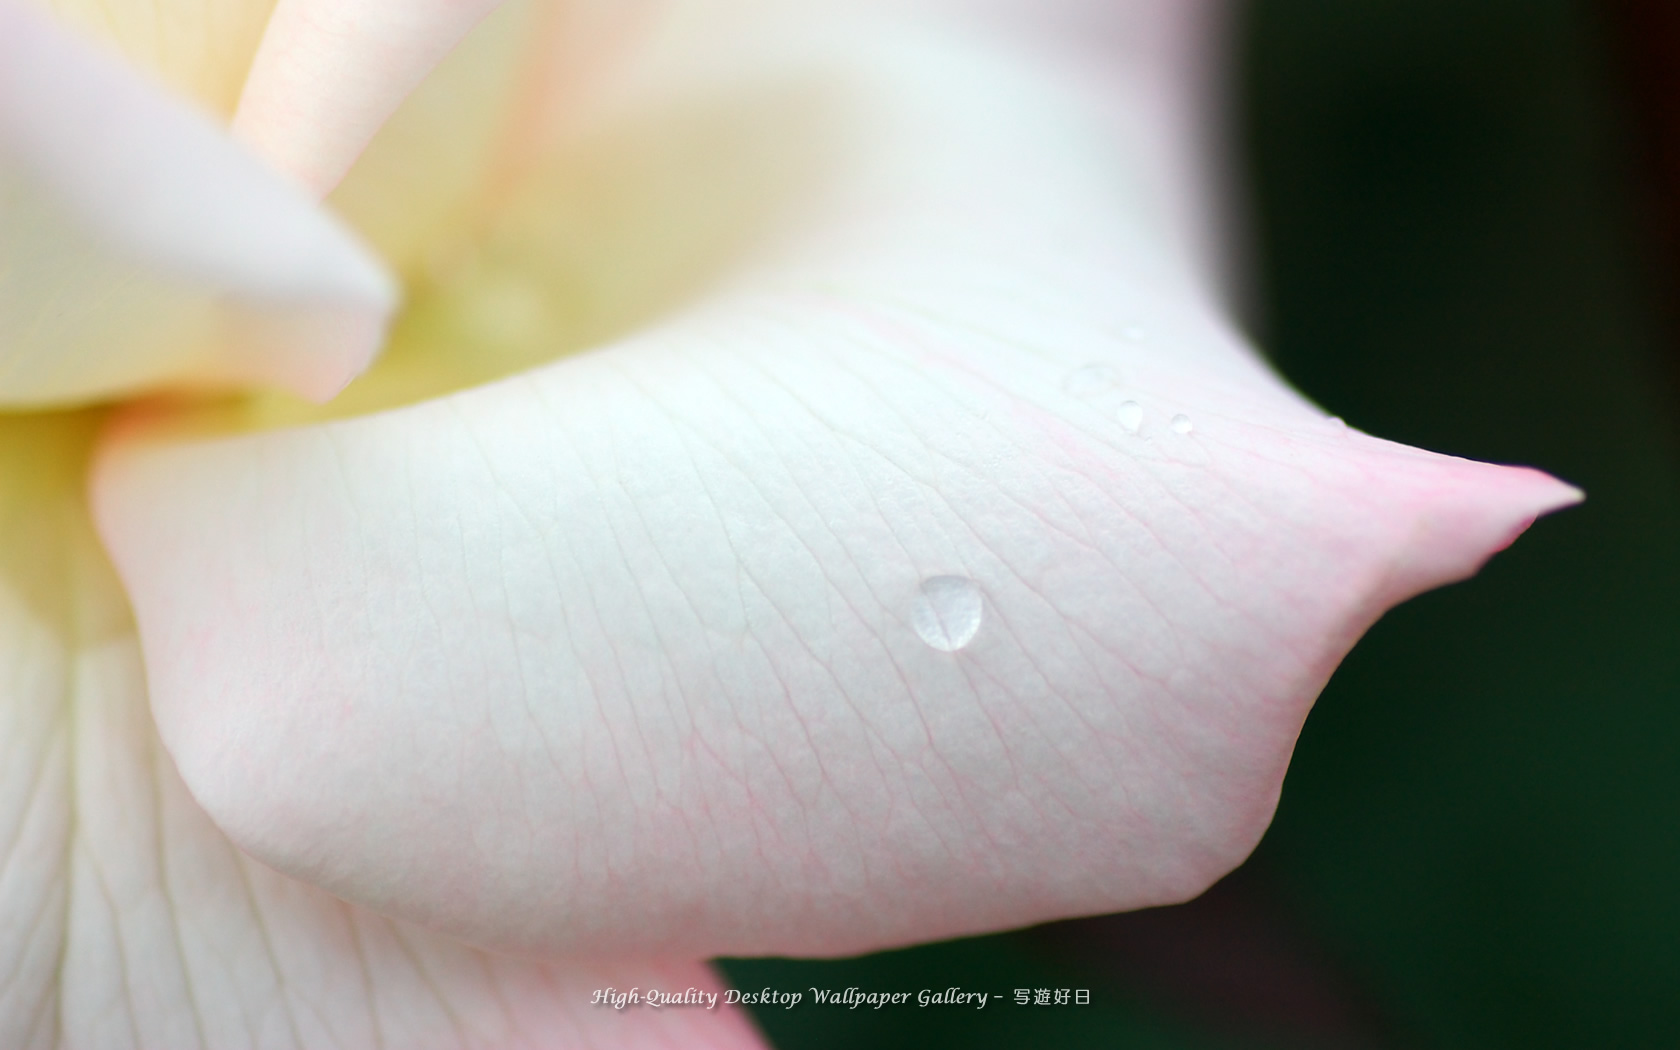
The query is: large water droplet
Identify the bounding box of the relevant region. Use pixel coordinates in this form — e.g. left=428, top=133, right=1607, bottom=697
left=1063, top=362, right=1121, bottom=398
left=1116, top=401, right=1144, bottom=433
left=1170, top=413, right=1194, bottom=434
left=911, top=575, right=983, bottom=652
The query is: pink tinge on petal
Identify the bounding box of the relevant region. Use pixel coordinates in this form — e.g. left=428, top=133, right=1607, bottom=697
left=0, top=0, right=397, bottom=406
left=89, top=4, right=1580, bottom=964
left=233, top=0, right=509, bottom=194
left=89, top=291, right=1580, bottom=961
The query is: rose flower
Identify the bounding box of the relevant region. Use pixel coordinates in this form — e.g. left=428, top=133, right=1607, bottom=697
left=0, top=0, right=1577, bottom=1045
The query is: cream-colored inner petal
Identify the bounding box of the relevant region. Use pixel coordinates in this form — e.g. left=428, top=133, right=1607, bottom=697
left=23, top=0, right=278, bottom=117
left=243, top=45, right=833, bottom=429
left=231, top=0, right=513, bottom=193
left=325, top=0, right=564, bottom=279
left=0, top=3, right=396, bottom=408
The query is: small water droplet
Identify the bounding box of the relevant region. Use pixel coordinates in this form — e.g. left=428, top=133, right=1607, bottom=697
left=1116, top=401, right=1144, bottom=433
left=1122, top=324, right=1146, bottom=342
left=1327, top=415, right=1347, bottom=428
left=911, top=575, right=983, bottom=652
left=1170, top=413, right=1194, bottom=434
left=1063, top=362, right=1121, bottom=398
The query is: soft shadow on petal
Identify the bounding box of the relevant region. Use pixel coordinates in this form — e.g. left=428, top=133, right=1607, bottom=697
left=0, top=1, right=397, bottom=407
left=92, top=6, right=1580, bottom=962
left=0, top=416, right=766, bottom=1049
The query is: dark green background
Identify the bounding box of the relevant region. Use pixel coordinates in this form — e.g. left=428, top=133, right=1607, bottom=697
left=720, top=2, right=1680, bottom=1045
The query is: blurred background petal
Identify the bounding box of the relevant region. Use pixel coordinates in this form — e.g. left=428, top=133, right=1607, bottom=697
left=233, top=0, right=508, bottom=193
left=23, top=0, right=276, bottom=116
left=0, top=2, right=395, bottom=406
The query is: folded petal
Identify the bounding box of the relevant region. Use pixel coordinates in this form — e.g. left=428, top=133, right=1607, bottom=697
left=0, top=1, right=396, bottom=407
left=0, top=415, right=765, bottom=1049
left=92, top=5, right=1579, bottom=960
left=234, top=0, right=510, bottom=193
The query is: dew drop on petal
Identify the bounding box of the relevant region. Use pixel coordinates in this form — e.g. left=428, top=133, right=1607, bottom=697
left=1170, top=413, right=1194, bottom=434
left=1116, top=400, right=1144, bottom=433
left=1327, top=415, right=1347, bottom=428
left=1063, top=362, right=1121, bottom=398
left=911, top=575, right=983, bottom=652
